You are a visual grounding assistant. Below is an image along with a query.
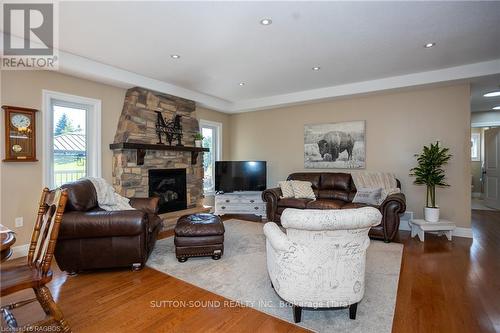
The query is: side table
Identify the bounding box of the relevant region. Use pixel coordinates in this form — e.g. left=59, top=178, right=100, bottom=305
left=409, top=219, right=456, bottom=242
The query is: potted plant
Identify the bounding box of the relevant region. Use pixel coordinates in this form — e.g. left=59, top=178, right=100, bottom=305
left=410, top=141, right=452, bottom=222
left=193, top=133, right=204, bottom=148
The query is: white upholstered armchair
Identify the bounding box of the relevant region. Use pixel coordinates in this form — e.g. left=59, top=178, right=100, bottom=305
left=263, top=207, right=382, bottom=323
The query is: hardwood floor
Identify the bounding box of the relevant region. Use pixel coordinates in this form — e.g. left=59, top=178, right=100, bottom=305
left=2, top=211, right=499, bottom=332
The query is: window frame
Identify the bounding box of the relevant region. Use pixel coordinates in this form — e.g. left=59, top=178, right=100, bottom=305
left=42, top=90, right=101, bottom=188
left=199, top=119, right=222, bottom=195
left=471, top=132, right=481, bottom=162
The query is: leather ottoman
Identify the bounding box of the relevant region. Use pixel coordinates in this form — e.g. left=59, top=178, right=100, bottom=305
left=174, top=213, right=225, bottom=262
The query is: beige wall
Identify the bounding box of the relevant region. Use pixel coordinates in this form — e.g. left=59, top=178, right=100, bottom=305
left=1, top=71, right=229, bottom=246
left=1, top=70, right=126, bottom=245
left=229, top=84, right=472, bottom=228
left=196, top=106, right=231, bottom=160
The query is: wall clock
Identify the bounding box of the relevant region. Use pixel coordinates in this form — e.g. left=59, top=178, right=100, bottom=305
left=2, top=105, right=38, bottom=162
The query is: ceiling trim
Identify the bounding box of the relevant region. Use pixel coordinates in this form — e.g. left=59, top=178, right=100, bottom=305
left=230, top=59, right=500, bottom=113
left=59, top=51, right=233, bottom=111
left=58, top=52, right=500, bottom=114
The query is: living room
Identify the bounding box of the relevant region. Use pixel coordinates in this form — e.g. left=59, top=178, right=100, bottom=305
left=1, top=2, right=499, bottom=333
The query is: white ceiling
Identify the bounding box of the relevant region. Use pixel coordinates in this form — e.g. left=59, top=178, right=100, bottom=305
left=9, top=1, right=500, bottom=113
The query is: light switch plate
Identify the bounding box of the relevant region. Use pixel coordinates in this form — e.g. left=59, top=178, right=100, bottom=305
left=15, top=217, right=23, bottom=228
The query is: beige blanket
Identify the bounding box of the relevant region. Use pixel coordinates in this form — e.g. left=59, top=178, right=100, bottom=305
left=351, top=172, right=401, bottom=204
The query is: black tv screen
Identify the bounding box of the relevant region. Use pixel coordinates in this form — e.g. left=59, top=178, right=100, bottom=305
left=215, top=161, right=267, bottom=193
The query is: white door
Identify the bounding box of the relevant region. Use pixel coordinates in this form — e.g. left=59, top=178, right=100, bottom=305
left=484, top=128, right=500, bottom=209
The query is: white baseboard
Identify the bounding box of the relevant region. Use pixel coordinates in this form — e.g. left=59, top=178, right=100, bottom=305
left=471, top=192, right=482, bottom=198
left=10, top=244, right=29, bottom=259
left=454, top=227, right=473, bottom=238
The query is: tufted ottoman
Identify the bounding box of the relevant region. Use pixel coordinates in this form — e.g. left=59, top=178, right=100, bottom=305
left=174, top=213, right=225, bottom=262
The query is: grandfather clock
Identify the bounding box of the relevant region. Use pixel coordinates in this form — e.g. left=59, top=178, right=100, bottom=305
left=2, top=105, right=38, bottom=162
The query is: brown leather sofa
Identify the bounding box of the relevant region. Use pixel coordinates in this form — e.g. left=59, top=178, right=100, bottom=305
left=54, top=179, right=162, bottom=273
left=262, top=173, right=406, bottom=242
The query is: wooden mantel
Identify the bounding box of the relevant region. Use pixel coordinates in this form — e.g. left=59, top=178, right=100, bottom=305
left=109, top=142, right=209, bottom=165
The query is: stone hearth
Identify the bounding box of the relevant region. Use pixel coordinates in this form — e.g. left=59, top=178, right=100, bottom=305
left=111, top=87, right=204, bottom=209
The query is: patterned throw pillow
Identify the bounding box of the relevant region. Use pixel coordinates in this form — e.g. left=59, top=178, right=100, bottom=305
left=290, top=181, right=316, bottom=200
left=278, top=181, right=295, bottom=198
left=353, top=187, right=383, bottom=205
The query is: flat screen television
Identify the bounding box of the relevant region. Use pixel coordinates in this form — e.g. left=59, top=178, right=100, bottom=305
left=215, top=161, right=267, bottom=193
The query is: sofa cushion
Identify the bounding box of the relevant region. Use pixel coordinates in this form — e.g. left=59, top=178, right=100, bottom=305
left=287, top=173, right=321, bottom=190
left=278, top=198, right=312, bottom=209
left=317, top=189, right=350, bottom=201
left=320, top=173, right=352, bottom=191
left=306, top=199, right=346, bottom=209
left=61, top=179, right=98, bottom=212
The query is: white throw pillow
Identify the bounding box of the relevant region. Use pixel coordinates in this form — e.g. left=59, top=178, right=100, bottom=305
left=353, top=187, right=383, bottom=205
left=290, top=181, right=316, bottom=200
left=278, top=181, right=295, bottom=198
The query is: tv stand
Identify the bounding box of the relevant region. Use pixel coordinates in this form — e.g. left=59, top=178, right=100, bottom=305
left=214, top=191, right=266, bottom=218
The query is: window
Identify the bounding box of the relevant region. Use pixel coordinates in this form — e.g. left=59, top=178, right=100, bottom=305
left=199, top=120, right=222, bottom=194
left=471, top=132, right=481, bottom=162
left=43, top=90, right=101, bottom=188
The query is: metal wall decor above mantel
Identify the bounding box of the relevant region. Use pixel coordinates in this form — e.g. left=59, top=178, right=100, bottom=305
left=109, top=142, right=209, bottom=165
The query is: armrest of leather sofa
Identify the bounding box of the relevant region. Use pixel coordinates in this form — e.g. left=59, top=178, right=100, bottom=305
left=380, top=192, right=406, bottom=213
left=129, top=197, right=160, bottom=214
left=59, top=210, right=148, bottom=240
left=262, top=188, right=282, bottom=222
left=379, top=192, right=406, bottom=241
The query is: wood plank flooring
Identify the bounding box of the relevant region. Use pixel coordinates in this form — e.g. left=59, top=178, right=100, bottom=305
left=2, top=210, right=499, bottom=333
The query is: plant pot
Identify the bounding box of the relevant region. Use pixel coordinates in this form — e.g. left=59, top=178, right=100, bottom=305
left=194, top=140, right=202, bottom=148
left=424, top=207, right=440, bottom=222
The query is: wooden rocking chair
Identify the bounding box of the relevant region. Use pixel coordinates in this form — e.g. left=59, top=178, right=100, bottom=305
left=1, top=188, right=71, bottom=332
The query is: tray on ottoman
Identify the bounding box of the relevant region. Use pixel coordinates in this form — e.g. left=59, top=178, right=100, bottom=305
left=174, top=213, right=225, bottom=262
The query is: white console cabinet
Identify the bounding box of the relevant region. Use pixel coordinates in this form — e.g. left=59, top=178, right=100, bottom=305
left=214, top=191, right=266, bottom=218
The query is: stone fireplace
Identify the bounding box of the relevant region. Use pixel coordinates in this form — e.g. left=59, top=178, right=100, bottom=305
left=111, top=87, right=204, bottom=211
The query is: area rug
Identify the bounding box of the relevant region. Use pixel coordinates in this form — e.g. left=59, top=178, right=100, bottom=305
left=147, top=220, right=403, bottom=333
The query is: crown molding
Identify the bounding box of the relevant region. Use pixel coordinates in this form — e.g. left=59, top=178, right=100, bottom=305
left=58, top=55, right=500, bottom=114
left=230, top=59, right=500, bottom=113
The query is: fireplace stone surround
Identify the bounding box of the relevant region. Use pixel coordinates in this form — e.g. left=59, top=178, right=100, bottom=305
left=111, top=87, right=204, bottom=210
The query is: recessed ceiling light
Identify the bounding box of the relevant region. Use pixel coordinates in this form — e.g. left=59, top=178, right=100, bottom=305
left=484, top=91, right=500, bottom=97
left=170, top=54, right=180, bottom=59
left=260, top=18, right=272, bottom=25
left=312, top=66, right=321, bottom=71
left=493, top=106, right=500, bottom=110
left=239, top=82, right=245, bottom=86
left=424, top=42, right=436, bottom=48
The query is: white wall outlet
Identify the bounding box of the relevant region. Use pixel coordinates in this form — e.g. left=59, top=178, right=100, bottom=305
left=15, top=217, right=23, bottom=228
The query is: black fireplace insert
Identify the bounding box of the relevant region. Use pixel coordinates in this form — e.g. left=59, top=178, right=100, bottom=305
left=148, top=168, right=187, bottom=214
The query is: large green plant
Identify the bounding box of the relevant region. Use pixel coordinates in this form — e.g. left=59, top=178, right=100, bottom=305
left=410, top=142, right=452, bottom=208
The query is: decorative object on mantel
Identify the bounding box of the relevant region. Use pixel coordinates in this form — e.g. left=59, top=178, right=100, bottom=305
left=155, top=111, right=183, bottom=146
left=410, top=141, right=452, bottom=222
left=193, top=133, right=204, bottom=148
left=304, top=120, right=365, bottom=169
left=2, top=105, right=38, bottom=162
left=109, top=142, right=208, bottom=166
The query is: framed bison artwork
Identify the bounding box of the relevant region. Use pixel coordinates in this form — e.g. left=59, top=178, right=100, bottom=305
left=304, top=120, right=365, bottom=169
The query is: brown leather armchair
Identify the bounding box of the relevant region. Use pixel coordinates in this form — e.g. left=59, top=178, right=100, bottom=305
left=54, top=179, right=162, bottom=273
left=262, top=173, right=406, bottom=243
